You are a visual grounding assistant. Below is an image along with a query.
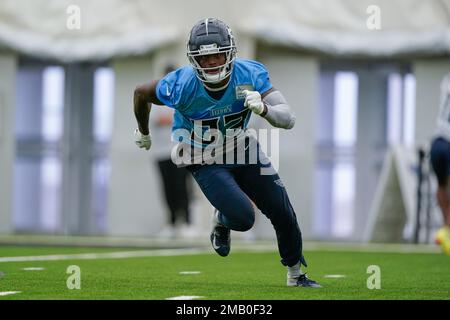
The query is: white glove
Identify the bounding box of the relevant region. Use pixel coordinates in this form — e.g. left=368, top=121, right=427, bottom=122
left=134, top=128, right=152, bottom=150
left=243, top=90, right=264, bottom=115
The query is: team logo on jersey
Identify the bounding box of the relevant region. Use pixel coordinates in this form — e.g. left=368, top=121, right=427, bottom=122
left=210, top=105, right=232, bottom=117
left=235, top=85, right=254, bottom=100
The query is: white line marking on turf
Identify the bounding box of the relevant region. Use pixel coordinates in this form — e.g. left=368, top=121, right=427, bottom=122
left=0, top=291, right=21, bottom=296
left=22, top=267, right=45, bottom=271
left=324, top=274, right=346, bottom=278
left=166, top=296, right=204, bottom=300
left=179, top=271, right=201, bottom=275
left=0, top=242, right=439, bottom=265
left=304, top=242, right=441, bottom=254
left=0, top=248, right=210, bottom=263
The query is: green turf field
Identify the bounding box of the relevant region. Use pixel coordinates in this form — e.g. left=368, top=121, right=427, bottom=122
left=0, top=245, right=449, bottom=300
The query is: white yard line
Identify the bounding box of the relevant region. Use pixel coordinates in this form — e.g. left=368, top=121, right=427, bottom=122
left=0, top=248, right=210, bottom=263
left=304, top=242, right=441, bottom=254
left=0, top=242, right=440, bottom=264
left=179, top=271, right=201, bottom=275
left=0, top=291, right=21, bottom=296
left=166, top=295, right=204, bottom=300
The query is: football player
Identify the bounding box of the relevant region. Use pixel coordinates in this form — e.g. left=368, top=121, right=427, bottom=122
left=430, top=72, right=450, bottom=254
left=133, top=18, right=321, bottom=287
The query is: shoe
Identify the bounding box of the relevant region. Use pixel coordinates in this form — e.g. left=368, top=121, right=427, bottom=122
left=435, top=226, right=449, bottom=245
left=435, top=226, right=450, bottom=255
left=435, top=227, right=447, bottom=245
left=443, top=239, right=450, bottom=255
left=156, top=225, right=177, bottom=239
left=210, top=209, right=231, bottom=257
left=287, top=274, right=322, bottom=288
left=178, top=224, right=198, bottom=239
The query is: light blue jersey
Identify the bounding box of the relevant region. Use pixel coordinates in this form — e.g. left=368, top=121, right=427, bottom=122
left=156, top=59, right=272, bottom=148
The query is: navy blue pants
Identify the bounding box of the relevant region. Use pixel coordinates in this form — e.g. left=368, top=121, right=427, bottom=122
left=186, top=162, right=303, bottom=267
left=430, top=137, right=450, bottom=186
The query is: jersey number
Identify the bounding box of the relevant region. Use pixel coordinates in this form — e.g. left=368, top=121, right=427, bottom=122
left=191, top=109, right=251, bottom=145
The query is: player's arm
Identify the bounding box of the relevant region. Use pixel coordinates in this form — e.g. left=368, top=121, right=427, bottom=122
left=133, top=80, right=164, bottom=150
left=244, top=88, right=296, bottom=129
left=134, top=80, right=163, bottom=135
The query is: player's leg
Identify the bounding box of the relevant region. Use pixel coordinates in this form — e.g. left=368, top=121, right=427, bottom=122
left=166, top=164, right=195, bottom=238
left=186, top=164, right=256, bottom=256
left=179, top=168, right=192, bottom=225
left=157, top=159, right=177, bottom=226
left=188, top=164, right=255, bottom=231
left=234, top=163, right=320, bottom=287
left=167, top=164, right=191, bottom=225
left=430, top=137, right=450, bottom=254
left=234, top=164, right=301, bottom=266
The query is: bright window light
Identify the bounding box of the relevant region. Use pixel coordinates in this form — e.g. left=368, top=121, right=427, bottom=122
left=387, top=73, right=402, bottom=145
left=332, top=163, right=355, bottom=237
left=42, top=66, right=64, bottom=141
left=94, top=67, right=115, bottom=142
left=334, top=72, right=358, bottom=147
left=40, top=156, right=62, bottom=232
left=404, top=74, right=416, bottom=147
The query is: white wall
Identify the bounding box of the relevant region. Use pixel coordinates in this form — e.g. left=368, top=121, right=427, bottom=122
left=257, top=48, right=318, bottom=239
left=0, top=53, right=17, bottom=234
left=107, top=56, right=166, bottom=236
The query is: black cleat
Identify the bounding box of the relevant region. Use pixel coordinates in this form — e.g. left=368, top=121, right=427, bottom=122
left=210, top=209, right=230, bottom=257
left=210, top=225, right=230, bottom=257
left=295, top=274, right=322, bottom=288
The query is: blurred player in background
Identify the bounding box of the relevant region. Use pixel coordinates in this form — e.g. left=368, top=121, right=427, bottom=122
left=151, top=66, right=194, bottom=239
left=430, top=72, right=450, bottom=254
left=133, top=18, right=320, bottom=287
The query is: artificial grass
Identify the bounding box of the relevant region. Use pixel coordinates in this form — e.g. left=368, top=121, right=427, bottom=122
left=0, top=246, right=448, bottom=300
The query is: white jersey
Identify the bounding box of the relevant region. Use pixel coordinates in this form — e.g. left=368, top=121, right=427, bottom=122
left=435, top=73, right=450, bottom=141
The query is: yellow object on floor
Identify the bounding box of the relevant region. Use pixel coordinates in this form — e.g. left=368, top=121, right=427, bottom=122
left=435, top=226, right=450, bottom=255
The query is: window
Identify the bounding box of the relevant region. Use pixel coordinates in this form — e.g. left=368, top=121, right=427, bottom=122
left=13, top=62, right=115, bottom=234
left=314, top=62, right=415, bottom=240
left=331, top=72, right=358, bottom=237
left=13, top=64, right=65, bottom=232
left=92, top=67, right=115, bottom=232
left=387, top=73, right=416, bottom=146
left=314, top=70, right=358, bottom=239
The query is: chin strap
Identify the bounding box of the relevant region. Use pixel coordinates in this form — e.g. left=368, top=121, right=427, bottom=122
left=204, top=78, right=230, bottom=92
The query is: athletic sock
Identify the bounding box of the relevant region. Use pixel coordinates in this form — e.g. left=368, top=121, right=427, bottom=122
left=287, top=262, right=301, bottom=278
